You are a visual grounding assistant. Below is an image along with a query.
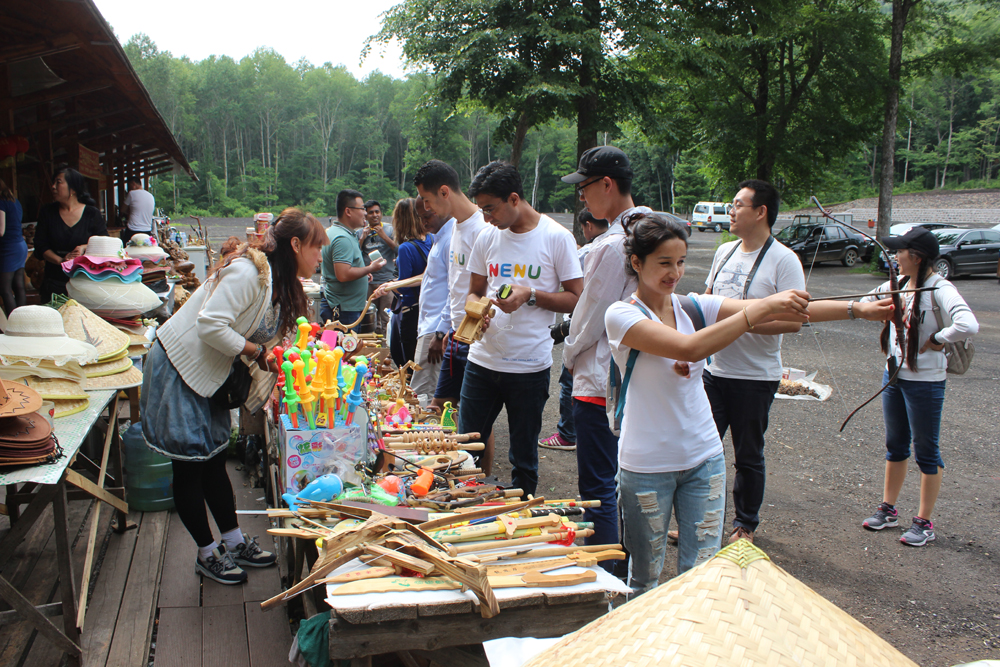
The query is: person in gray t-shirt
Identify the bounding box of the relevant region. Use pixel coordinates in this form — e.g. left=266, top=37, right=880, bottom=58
left=358, top=200, right=397, bottom=334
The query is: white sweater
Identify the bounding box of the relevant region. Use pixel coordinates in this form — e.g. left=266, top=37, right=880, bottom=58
left=157, top=250, right=273, bottom=397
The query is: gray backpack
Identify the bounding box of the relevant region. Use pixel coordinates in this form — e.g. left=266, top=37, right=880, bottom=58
left=928, top=278, right=974, bottom=375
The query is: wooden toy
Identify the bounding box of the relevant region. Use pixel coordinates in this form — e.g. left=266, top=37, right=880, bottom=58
left=453, top=296, right=495, bottom=344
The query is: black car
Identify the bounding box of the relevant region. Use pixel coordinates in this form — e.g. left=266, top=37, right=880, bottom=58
left=774, top=222, right=874, bottom=267
left=654, top=211, right=692, bottom=237
left=928, top=228, right=1000, bottom=279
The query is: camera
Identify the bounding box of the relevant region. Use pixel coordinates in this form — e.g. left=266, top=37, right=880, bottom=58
left=550, top=317, right=572, bottom=344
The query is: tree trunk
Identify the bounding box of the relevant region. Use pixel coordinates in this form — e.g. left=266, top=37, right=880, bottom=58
left=876, top=0, right=918, bottom=241
left=222, top=124, right=229, bottom=195
left=940, top=82, right=955, bottom=188
left=532, top=146, right=541, bottom=209
left=509, top=108, right=532, bottom=169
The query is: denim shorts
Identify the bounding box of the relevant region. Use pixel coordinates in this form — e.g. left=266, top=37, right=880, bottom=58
left=882, top=370, right=946, bottom=474
left=434, top=333, right=469, bottom=400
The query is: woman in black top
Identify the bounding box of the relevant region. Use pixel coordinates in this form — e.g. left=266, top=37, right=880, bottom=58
left=33, top=166, right=108, bottom=302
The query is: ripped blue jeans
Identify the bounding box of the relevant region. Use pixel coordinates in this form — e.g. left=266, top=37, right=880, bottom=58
left=619, top=453, right=726, bottom=596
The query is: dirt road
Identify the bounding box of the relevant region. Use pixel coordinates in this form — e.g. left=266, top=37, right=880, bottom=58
left=487, top=230, right=998, bottom=666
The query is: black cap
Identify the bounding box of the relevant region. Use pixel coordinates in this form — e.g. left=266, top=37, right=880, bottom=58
left=561, top=146, right=633, bottom=184
left=883, top=227, right=940, bottom=259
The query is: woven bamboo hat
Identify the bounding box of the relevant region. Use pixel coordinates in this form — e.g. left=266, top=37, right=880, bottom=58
left=0, top=359, right=88, bottom=385
left=52, top=397, right=89, bottom=419
left=23, top=377, right=88, bottom=400
left=523, top=541, right=918, bottom=667
left=83, top=364, right=142, bottom=390
left=0, top=305, right=99, bottom=366
left=58, top=300, right=129, bottom=361
left=82, top=355, right=133, bottom=378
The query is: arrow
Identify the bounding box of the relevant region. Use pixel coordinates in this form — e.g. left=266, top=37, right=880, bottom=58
left=808, top=286, right=938, bottom=302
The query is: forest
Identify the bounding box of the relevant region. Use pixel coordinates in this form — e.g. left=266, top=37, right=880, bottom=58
left=123, top=0, right=1000, bottom=220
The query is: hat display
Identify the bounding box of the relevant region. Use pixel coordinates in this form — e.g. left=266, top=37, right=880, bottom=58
left=51, top=397, right=89, bottom=419
left=127, top=345, right=149, bottom=357
left=58, top=300, right=130, bottom=361
left=125, top=233, right=169, bottom=262
left=83, top=355, right=134, bottom=378
left=0, top=305, right=99, bottom=366
left=0, top=413, right=57, bottom=467
left=62, top=255, right=143, bottom=278
left=523, top=541, right=918, bottom=667
left=77, top=236, right=129, bottom=264
left=884, top=226, right=940, bottom=259
left=22, top=377, right=88, bottom=400
left=0, top=380, right=43, bottom=418
left=67, top=275, right=162, bottom=317
left=561, top=146, right=633, bottom=184
left=68, top=264, right=144, bottom=284
left=82, top=364, right=142, bottom=390
left=0, top=359, right=88, bottom=385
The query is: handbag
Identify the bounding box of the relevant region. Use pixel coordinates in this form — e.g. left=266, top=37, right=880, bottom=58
left=929, top=280, right=974, bottom=375
left=213, top=358, right=253, bottom=408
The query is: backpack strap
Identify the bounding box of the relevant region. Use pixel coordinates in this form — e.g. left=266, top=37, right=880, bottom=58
left=614, top=300, right=652, bottom=425
left=676, top=294, right=707, bottom=331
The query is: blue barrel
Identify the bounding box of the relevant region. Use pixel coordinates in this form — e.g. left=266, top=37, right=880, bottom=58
left=122, top=423, right=174, bottom=511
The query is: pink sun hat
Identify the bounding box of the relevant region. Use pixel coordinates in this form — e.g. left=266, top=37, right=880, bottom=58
left=63, top=256, right=144, bottom=278
left=61, top=236, right=141, bottom=274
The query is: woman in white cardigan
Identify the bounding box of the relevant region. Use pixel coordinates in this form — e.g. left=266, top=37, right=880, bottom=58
left=141, top=208, right=327, bottom=585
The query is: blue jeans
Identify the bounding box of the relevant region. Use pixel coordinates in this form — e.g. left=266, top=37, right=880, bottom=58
left=459, top=362, right=550, bottom=497
left=556, top=365, right=576, bottom=443
left=573, top=399, right=619, bottom=555
left=882, top=371, right=946, bottom=474
left=434, top=333, right=470, bottom=400
left=320, top=302, right=362, bottom=333
left=619, top=453, right=726, bottom=595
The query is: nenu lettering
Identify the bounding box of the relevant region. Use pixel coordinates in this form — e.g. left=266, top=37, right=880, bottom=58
left=450, top=251, right=466, bottom=266
left=488, top=263, right=542, bottom=279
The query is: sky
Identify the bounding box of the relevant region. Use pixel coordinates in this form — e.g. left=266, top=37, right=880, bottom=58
left=93, top=0, right=410, bottom=79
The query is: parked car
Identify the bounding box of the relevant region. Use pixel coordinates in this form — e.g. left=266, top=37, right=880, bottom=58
left=655, top=211, right=691, bottom=236
left=692, top=202, right=731, bottom=232
left=927, top=227, right=1000, bottom=279
left=774, top=221, right=874, bottom=267
left=888, top=222, right=955, bottom=236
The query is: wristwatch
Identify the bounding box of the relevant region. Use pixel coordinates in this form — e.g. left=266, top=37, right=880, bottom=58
left=930, top=332, right=940, bottom=345
left=526, top=287, right=537, bottom=307
left=434, top=331, right=446, bottom=341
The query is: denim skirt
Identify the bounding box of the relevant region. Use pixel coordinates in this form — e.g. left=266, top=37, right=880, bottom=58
left=140, top=341, right=231, bottom=461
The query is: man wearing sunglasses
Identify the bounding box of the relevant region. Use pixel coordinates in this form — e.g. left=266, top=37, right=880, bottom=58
left=559, top=146, right=651, bottom=557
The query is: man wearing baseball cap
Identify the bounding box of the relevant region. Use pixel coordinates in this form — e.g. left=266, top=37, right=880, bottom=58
left=559, top=146, right=651, bottom=559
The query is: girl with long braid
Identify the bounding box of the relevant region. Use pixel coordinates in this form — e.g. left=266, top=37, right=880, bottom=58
left=860, top=227, right=978, bottom=546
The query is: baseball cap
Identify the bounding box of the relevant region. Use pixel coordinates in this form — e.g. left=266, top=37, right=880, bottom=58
left=561, top=146, right=633, bottom=184
left=883, top=227, right=940, bottom=258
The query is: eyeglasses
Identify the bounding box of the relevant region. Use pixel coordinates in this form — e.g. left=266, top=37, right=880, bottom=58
left=576, top=178, right=603, bottom=198
left=347, top=206, right=367, bottom=212
left=479, top=199, right=508, bottom=216
left=730, top=201, right=758, bottom=211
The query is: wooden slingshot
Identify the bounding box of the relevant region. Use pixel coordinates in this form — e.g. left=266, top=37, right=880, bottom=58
left=453, top=296, right=494, bottom=344
left=323, top=274, right=424, bottom=332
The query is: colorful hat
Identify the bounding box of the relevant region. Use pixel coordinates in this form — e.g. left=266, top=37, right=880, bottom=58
left=70, top=265, right=144, bottom=284
left=0, top=380, right=43, bottom=418
left=125, top=233, right=169, bottom=262
left=58, top=300, right=130, bottom=361
left=78, top=236, right=129, bottom=264
left=66, top=277, right=162, bottom=318
left=0, top=305, right=99, bottom=366
left=62, top=254, right=142, bottom=277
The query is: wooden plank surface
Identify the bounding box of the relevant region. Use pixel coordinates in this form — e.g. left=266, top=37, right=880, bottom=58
left=157, top=511, right=200, bottom=608
left=202, top=604, right=249, bottom=667
left=244, top=602, right=291, bottom=667
left=240, top=514, right=281, bottom=604
left=105, top=511, right=169, bottom=667
left=80, top=513, right=139, bottom=667
left=153, top=606, right=203, bottom=667
left=201, top=576, right=244, bottom=607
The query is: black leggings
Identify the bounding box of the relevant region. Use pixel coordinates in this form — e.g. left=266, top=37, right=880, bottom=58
left=0, top=269, right=26, bottom=317
left=171, top=451, right=239, bottom=548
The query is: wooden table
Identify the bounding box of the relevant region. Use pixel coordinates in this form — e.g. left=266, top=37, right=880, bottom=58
left=0, top=390, right=127, bottom=667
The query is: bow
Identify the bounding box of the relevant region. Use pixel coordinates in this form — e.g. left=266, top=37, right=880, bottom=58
left=807, top=197, right=906, bottom=431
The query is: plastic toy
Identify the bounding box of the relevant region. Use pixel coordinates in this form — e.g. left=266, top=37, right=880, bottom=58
left=345, top=360, right=368, bottom=426
left=282, top=473, right=344, bottom=511
left=281, top=360, right=300, bottom=427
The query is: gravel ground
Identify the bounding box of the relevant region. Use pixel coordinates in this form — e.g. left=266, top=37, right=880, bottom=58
left=491, top=230, right=999, bottom=667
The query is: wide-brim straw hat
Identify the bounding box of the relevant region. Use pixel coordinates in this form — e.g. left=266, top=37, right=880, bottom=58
left=0, top=360, right=88, bottom=385
left=22, top=377, right=88, bottom=400
left=67, top=276, right=162, bottom=318
left=125, top=233, right=169, bottom=262
left=83, top=355, right=133, bottom=378
left=0, top=380, right=43, bottom=418
left=83, top=364, right=142, bottom=390
left=52, top=397, right=89, bottom=419
left=0, top=305, right=99, bottom=366
left=58, top=300, right=130, bottom=361
left=69, top=265, right=144, bottom=284
left=523, top=541, right=918, bottom=667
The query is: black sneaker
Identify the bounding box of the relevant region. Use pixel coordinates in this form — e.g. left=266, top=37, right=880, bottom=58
left=196, top=546, right=247, bottom=585
left=862, top=502, right=899, bottom=530
left=230, top=533, right=277, bottom=568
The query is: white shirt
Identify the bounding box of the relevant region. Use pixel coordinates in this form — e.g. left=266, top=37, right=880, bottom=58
left=467, top=215, right=582, bottom=374
left=443, top=211, right=488, bottom=332
left=563, top=206, right=648, bottom=397
left=606, top=293, right=726, bottom=473
left=860, top=273, right=978, bottom=382
left=124, top=189, right=155, bottom=232
left=417, top=218, right=455, bottom=338
left=704, top=238, right=804, bottom=381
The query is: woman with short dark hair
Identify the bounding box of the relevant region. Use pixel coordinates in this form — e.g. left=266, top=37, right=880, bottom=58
left=0, top=178, right=27, bottom=315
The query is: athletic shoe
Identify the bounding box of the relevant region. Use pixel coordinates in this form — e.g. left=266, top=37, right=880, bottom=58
left=231, top=533, right=277, bottom=567
left=728, top=526, right=754, bottom=545
left=900, top=517, right=936, bottom=547
left=667, top=530, right=679, bottom=545
left=862, top=502, right=899, bottom=530
left=538, top=433, right=576, bottom=451
left=196, top=546, right=247, bottom=585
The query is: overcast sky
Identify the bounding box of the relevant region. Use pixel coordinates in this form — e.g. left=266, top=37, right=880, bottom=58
left=93, top=0, right=410, bottom=79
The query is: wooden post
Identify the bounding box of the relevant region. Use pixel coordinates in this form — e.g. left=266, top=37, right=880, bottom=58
left=51, top=480, right=82, bottom=662
left=0, top=64, right=17, bottom=195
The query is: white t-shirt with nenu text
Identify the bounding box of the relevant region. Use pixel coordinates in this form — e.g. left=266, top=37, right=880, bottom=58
left=467, top=215, right=582, bottom=374
left=605, top=293, right=726, bottom=474
left=445, top=210, right=488, bottom=332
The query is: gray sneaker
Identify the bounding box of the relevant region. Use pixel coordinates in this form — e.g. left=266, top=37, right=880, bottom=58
left=900, top=518, right=935, bottom=547
left=862, top=502, right=899, bottom=530
left=196, top=545, right=248, bottom=585
left=231, top=533, right=277, bottom=568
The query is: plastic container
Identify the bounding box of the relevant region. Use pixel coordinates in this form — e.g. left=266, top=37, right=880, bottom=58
left=122, top=423, right=174, bottom=511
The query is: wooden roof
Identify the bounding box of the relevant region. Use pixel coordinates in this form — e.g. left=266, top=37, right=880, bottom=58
left=1, top=0, right=195, bottom=181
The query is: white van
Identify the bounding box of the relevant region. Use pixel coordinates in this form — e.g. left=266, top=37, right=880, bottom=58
left=692, top=202, right=731, bottom=232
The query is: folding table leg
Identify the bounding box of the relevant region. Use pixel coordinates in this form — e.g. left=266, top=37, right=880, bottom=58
left=52, top=480, right=82, bottom=665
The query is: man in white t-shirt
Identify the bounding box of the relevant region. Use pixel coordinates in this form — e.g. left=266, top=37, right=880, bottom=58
left=414, top=160, right=488, bottom=411
left=461, top=161, right=583, bottom=496
left=121, top=179, right=155, bottom=243
left=704, top=179, right=805, bottom=545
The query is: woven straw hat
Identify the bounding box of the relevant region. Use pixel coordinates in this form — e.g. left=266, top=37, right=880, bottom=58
left=58, top=300, right=130, bottom=361
left=52, top=397, right=89, bottom=418
left=83, top=364, right=142, bottom=390
left=0, top=359, right=88, bottom=384
left=0, top=306, right=99, bottom=366
left=125, top=233, right=168, bottom=262
left=83, top=355, right=133, bottom=378
left=79, top=236, right=128, bottom=263
left=523, top=541, right=918, bottom=667
left=0, top=380, right=43, bottom=418
left=23, top=377, right=88, bottom=400
left=67, top=276, right=162, bottom=317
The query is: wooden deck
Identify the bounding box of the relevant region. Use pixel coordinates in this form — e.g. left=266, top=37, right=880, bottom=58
left=0, top=460, right=293, bottom=667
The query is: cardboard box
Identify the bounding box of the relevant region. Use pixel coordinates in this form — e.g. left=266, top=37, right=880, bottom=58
left=278, top=411, right=368, bottom=495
